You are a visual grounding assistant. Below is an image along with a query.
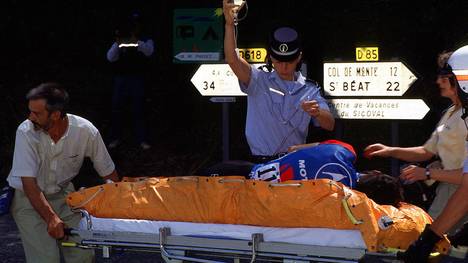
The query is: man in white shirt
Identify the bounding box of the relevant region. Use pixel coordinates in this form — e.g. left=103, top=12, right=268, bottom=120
left=8, top=82, right=119, bottom=263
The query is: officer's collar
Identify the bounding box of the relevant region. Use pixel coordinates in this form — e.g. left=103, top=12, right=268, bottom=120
left=295, top=72, right=306, bottom=86
left=269, top=71, right=306, bottom=94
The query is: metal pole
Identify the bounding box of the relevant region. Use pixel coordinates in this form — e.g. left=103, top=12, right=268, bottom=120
left=334, top=119, right=343, bottom=140
left=391, top=121, right=399, bottom=176
left=222, top=102, right=230, bottom=161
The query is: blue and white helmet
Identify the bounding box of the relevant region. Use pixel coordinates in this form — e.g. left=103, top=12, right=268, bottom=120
left=447, top=45, right=468, bottom=108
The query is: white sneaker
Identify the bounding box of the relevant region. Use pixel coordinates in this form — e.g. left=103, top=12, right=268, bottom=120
left=108, top=140, right=120, bottom=149
left=140, top=142, right=151, bottom=150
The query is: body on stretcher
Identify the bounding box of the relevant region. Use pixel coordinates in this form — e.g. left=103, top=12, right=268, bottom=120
left=64, top=177, right=456, bottom=261
left=64, top=210, right=401, bottom=263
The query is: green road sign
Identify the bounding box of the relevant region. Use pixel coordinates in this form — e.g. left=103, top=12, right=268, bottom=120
left=173, top=8, right=223, bottom=63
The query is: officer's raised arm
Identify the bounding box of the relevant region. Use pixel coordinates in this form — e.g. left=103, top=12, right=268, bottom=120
left=223, top=0, right=251, bottom=85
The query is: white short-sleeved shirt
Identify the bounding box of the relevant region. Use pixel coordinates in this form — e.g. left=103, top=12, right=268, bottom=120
left=423, top=105, right=467, bottom=170
left=7, top=114, right=115, bottom=194
left=239, top=66, right=330, bottom=155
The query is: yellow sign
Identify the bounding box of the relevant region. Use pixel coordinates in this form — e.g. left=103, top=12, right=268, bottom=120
left=356, top=47, right=379, bottom=61
left=238, top=48, right=267, bottom=63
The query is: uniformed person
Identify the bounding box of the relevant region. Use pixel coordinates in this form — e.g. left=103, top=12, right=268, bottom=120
left=223, top=0, right=335, bottom=162
left=398, top=45, right=468, bottom=262
left=364, top=48, right=468, bottom=233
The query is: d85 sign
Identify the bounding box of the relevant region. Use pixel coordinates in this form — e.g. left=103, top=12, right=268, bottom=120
left=356, top=47, right=379, bottom=61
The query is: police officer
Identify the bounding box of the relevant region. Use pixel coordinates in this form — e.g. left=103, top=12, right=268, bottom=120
left=398, top=45, right=468, bottom=262
left=223, top=0, right=335, bottom=162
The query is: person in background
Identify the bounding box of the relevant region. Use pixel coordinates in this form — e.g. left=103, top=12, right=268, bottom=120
left=364, top=50, right=468, bottom=233
left=8, top=83, right=119, bottom=263
left=106, top=12, right=153, bottom=150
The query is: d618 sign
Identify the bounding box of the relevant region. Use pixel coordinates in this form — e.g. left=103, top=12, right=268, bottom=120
left=238, top=48, right=267, bottom=63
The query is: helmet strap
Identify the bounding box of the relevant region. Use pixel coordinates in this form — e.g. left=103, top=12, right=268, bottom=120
left=462, top=107, right=468, bottom=120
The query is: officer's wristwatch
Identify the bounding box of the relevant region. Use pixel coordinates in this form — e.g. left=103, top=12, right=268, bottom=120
left=425, top=168, right=431, bottom=180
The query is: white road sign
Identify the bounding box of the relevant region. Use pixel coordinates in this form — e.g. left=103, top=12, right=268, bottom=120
left=327, top=99, right=429, bottom=120
left=191, top=64, right=259, bottom=96
left=323, top=62, right=417, bottom=96
left=209, top=97, right=236, bottom=103
left=175, top=52, right=220, bottom=61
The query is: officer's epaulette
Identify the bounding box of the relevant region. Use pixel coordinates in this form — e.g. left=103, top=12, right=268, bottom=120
left=305, top=79, right=325, bottom=96
left=257, top=64, right=273, bottom=72
left=305, top=78, right=319, bottom=86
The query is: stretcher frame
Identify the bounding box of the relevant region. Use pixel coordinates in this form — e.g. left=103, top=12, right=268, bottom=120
left=64, top=210, right=401, bottom=263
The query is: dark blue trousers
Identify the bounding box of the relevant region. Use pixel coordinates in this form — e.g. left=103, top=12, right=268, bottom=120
left=110, top=75, right=147, bottom=144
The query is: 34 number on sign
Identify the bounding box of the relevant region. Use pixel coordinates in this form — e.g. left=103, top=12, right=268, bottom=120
left=203, top=81, right=215, bottom=90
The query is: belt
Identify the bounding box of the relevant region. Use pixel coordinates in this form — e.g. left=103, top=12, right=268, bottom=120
left=250, top=152, right=287, bottom=163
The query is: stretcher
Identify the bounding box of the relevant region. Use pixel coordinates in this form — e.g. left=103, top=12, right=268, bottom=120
left=64, top=209, right=401, bottom=263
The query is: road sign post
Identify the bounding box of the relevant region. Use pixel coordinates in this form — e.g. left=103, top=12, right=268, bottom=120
left=209, top=97, right=236, bottom=161
left=222, top=101, right=230, bottom=162
left=391, top=121, right=399, bottom=177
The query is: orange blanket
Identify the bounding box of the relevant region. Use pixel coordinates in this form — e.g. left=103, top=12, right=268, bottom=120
left=66, top=176, right=444, bottom=252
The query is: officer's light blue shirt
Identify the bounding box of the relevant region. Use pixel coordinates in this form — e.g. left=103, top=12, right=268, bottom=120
left=240, top=66, right=330, bottom=156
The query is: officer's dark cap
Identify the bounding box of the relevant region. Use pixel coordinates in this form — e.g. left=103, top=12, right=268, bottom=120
left=269, top=27, right=301, bottom=62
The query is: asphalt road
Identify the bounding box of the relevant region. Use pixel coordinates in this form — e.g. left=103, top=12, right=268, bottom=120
left=0, top=214, right=24, bottom=263
left=0, top=214, right=162, bottom=263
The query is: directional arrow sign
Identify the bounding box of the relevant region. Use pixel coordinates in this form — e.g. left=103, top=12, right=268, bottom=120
left=191, top=64, right=245, bottom=96
left=175, top=52, right=220, bottom=62
left=191, top=64, right=265, bottom=96
left=323, top=62, right=417, bottom=96
left=327, top=99, right=429, bottom=120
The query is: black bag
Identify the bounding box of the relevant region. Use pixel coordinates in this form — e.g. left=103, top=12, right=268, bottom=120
left=196, top=160, right=255, bottom=178
left=355, top=170, right=404, bottom=207
left=0, top=186, right=14, bottom=216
